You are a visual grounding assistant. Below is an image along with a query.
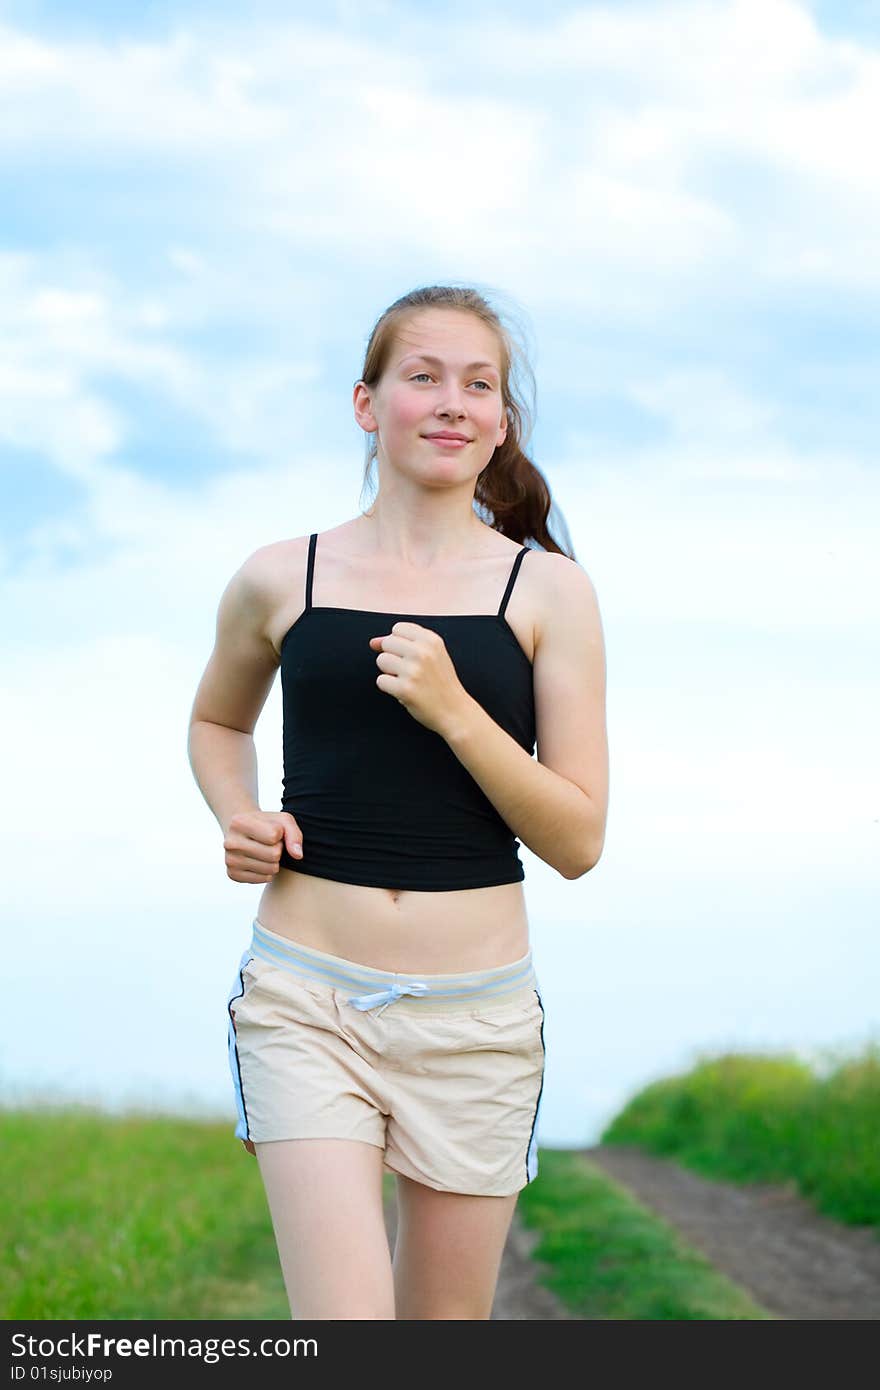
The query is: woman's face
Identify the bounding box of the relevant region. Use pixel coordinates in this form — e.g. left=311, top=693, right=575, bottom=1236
left=355, top=308, right=508, bottom=482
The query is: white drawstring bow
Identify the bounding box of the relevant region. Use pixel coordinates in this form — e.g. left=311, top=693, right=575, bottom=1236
left=347, top=980, right=430, bottom=1016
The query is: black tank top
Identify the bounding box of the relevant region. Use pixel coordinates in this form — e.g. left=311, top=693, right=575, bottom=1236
left=278, top=532, right=536, bottom=890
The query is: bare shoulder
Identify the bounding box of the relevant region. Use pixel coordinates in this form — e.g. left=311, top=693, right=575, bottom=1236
left=242, top=534, right=309, bottom=587
left=524, top=546, right=596, bottom=593
left=525, top=548, right=603, bottom=650
left=188, top=534, right=311, bottom=732
left=232, top=534, right=313, bottom=653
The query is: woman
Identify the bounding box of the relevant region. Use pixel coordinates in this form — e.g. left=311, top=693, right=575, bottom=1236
left=188, top=283, right=609, bottom=1319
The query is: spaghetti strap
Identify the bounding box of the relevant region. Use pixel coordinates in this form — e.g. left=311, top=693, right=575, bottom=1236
left=497, top=546, right=528, bottom=618
left=305, top=532, right=318, bottom=611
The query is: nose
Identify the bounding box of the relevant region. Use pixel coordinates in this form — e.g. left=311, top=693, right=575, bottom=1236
left=435, top=384, right=468, bottom=420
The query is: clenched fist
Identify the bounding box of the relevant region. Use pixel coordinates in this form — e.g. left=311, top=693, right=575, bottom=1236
left=223, top=809, right=304, bottom=883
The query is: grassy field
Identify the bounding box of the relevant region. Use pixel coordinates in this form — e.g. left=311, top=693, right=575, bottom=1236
left=2, top=1107, right=289, bottom=1320
left=601, top=1042, right=880, bottom=1231
left=1, top=1104, right=769, bottom=1320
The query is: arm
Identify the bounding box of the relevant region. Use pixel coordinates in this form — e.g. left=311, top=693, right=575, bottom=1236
left=187, top=547, right=281, bottom=836
left=442, top=553, right=608, bottom=879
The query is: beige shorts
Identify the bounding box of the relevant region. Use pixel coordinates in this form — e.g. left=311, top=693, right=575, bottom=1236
left=226, top=918, right=546, bottom=1198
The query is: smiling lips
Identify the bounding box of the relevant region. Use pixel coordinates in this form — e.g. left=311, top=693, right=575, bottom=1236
left=424, top=432, right=471, bottom=447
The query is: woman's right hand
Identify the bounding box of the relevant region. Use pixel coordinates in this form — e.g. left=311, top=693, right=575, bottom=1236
left=223, top=810, right=303, bottom=882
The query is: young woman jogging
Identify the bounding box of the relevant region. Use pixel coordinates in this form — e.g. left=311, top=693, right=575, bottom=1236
left=188, top=283, right=608, bottom=1319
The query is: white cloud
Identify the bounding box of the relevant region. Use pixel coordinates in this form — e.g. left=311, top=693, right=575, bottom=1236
left=0, top=2, right=875, bottom=297
left=0, top=253, right=329, bottom=485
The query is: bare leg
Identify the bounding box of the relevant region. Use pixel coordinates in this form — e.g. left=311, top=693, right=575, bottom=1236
left=255, top=1138, right=395, bottom=1319
left=391, top=1171, right=519, bottom=1319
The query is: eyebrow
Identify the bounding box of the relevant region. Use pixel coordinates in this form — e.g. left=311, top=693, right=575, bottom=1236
left=398, top=353, right=500, bottom=376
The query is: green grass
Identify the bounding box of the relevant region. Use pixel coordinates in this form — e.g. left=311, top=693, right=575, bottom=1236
left=601, top=1042, right=880, bottom=1230
left=1, top=1106, right=289, bottom=1319
left=2, top=1104, right=772, bottom=1320
left=516, top=1148, right=771, bottom=1319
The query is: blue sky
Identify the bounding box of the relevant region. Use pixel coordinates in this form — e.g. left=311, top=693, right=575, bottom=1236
left=1, top=0, right=878, bottom=1147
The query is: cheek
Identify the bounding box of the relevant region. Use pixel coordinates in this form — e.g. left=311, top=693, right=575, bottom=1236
left=480, top=395, right=504, bottom=425
left=387, top=391, right=426, bottom=431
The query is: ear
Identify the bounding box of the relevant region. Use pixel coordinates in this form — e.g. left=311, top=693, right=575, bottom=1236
left=353, top=380, right=378, bottom=434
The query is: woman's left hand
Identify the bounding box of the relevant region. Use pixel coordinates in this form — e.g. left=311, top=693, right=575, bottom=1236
left=369, top=623, right=472, bottom=738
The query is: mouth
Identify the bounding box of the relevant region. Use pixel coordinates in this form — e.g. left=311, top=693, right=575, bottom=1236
left=423, top=433, right=472, bottom=446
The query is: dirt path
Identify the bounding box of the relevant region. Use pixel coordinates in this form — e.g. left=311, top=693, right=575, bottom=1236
left=383, top=1193, right=577, bottom=1319
left=581, top=1144, right=880, bottom=1320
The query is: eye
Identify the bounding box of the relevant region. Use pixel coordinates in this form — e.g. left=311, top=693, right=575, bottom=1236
left=409, top=373, right=493, bottom=390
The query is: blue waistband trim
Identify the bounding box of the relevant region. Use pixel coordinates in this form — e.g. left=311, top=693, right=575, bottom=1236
left=248, top=919, right=535, bottom=1006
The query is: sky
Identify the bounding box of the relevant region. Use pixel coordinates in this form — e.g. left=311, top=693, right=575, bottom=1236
left=1, top=0, right=878, bottom=1150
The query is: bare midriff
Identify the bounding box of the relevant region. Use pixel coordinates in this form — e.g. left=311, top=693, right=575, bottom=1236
left=256, top=870, right=530, bottom=974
